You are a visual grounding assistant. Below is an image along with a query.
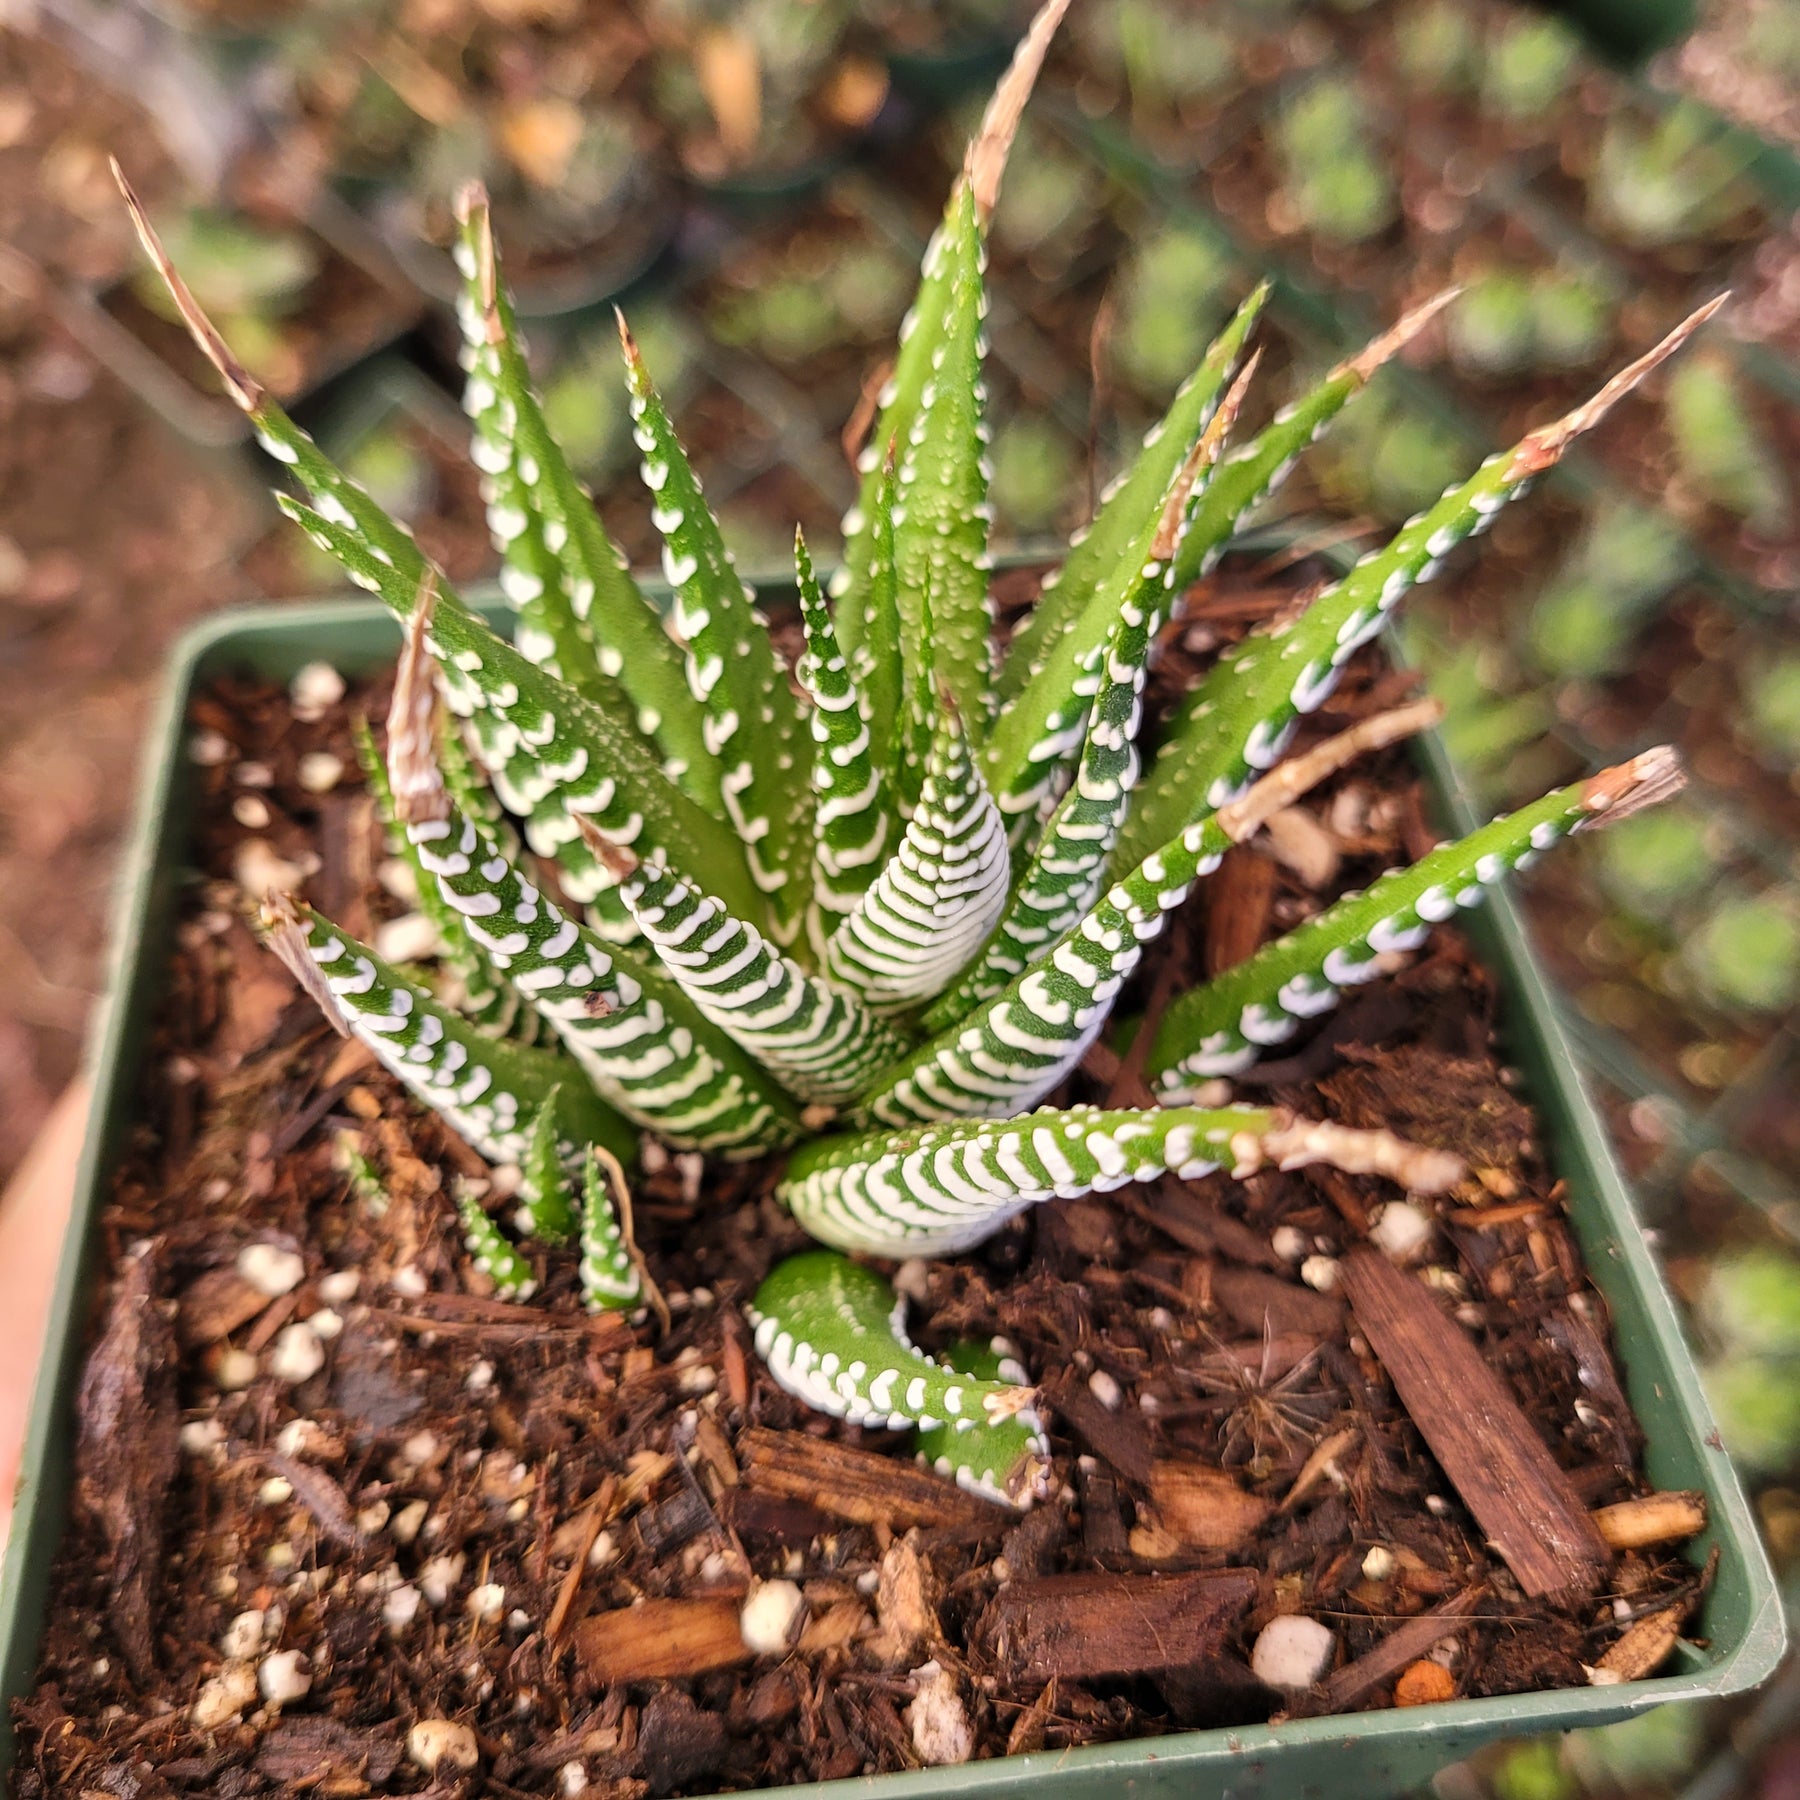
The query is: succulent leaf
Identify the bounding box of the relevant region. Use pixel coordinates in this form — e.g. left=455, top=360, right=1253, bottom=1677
left=995, top=280, right=1269, bottom=707
left=782, top=1104, right=1463, bottom=1257
left=452, top=189, right=714, bottom=805
left=1114, top=297, right=1727, bottom=876
left=592, top=832, right=907, bottom=1107
left=748, top=1252, right=1046, bottom=1463
left=259, top=894, right=635, bottom=1171
left=794, top=529, right=897, bottom=939
left=620, top=319, right=812, bottom=934
left=520, top=1089, right=579, bottom=1243
left=915, top=1337, right=1050, bottom=1507
left=579, top=1147, right=642, bottom=1312
left=1149, top=747, right=1687, bottom=1088
left=459, top=1188, right=539, bottom=1299
left=824, top=689, right=1011, bottom=1013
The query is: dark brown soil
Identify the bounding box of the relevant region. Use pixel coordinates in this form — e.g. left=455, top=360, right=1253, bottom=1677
left=12, top=552, right=1704, bottom=1796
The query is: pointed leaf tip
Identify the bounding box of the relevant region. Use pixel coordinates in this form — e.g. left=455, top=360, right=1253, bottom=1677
left=1152, top=347, right=1262, bottom=560
left=1331, top=284, right=1463, bottom=384
left=1578, top=745, right=1686, bottom=824
left=964, top=0, right=1072, bottom=220
left=113, top=157, right=262, bottom=414
left=1510, top=294, right=1730, bottom=480
left=258, top=894, right=352, bottom=1038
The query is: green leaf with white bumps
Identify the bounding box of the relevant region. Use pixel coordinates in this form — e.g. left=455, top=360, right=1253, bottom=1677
left=459, top=1187, right=539, bottom=1299
left=579, top=1147, right=642, bottom=1312
left=782, top=1104, right=1461, bottom=1258
left=259, top=895, right=635, bottom=1171
left=995, top=280, right=1268, bottom=709
left=824, top=692, right=1011, bottom=1013
left=620, top=322, right=812, bottom=933
left=452, top=190, right=713, bottom=804
left=795, top=529, right=896, bottom=940
left=1149, top=747, right=1685, bottom=1089
left=1113, top=301, right=1726, bottom=877
left=520, top=1089, right=579, bottom=1243
left=916, top=1336, right=1050, bottom=1508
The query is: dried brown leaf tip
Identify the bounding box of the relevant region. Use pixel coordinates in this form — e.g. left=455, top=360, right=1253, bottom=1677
left=577, top=814, right=642, bottom=880
left=1152, top=350, right=1263, bottom=560
left=963, top=0, right=1073, bottom=221
left=1331, top=284, right=1463, bottom=384
left=1578, top=745, right=1687, bottom=826
left=111, top=158, right=263, bottom=414
left=258, top=895, right=351, bottom=1038
left=1239, top=1113, right=1465, bottom=1194
left=1510, top=293, right=1731, bottom=479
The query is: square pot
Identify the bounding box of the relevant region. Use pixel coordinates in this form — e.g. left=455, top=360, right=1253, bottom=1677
left=0, top=590, right=1783, bottom=1799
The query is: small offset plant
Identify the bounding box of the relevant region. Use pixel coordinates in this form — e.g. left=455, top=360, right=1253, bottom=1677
left=122, top=2, right=1715, bottom=1509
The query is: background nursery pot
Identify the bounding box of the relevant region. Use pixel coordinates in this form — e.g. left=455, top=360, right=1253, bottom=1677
left=0, top=580, right=1784, bottom=1799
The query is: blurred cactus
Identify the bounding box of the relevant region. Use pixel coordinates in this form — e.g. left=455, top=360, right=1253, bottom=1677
left=1589, top=100, right=1757, bottom=249
left=1274, top=77, right=1396, bottom=244
left=1744, top=653, right=1800, bottom=768
left=1480, top=13, right=1582, bottom=123
left=1685, top=890, right=1800, bottom=1013
left=1527, top=503, right=1689, bottom=678
left=1666, top=351, right=1790, bottom=530
left=1115, top=223, right=1245, bottom=395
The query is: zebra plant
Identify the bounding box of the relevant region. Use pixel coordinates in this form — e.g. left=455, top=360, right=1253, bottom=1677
left=119, top=0, right=1712, bottom=1508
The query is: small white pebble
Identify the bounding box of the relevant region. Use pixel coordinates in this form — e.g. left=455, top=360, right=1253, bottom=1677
left=289, top=661, right=346, bottom=722
left=1250, top=1615, right=1336, bottom=1691
left=1361, top=1545, right=1396, bottom=1582
left=233, top=839, right=308, bottom=900
left=488, top=1162, right=523, bottom=1199
left=191, top=1663, right=258, bottom=1730
left=1087, top=1369, right=1123, bottom=1411
left=236, top=760, right=273, bottom=789
left=407, top=1718, right=479, bottom=1774
left=1422, top=1266, right=1467, bottom=1298
left=297, top=751, right=345, bottom=794
left=220, top=1610, right=267, bottom=1660
left=357, top=1501, right=391, bottom=1534
left=189, top=729, right=233, bottom=767
left=855, top=1568, right=879, bottom=1595
left=180, top=1418, right=226, bottom=1457
left=466, top=1359, right=495, bottom=1394
left=420, top=1553, right=466, bottom=1608
left=383, top=1583, right=423, bottom=1635
left=506, top=1608, right=531, bottom=1638
left=275, top=1418, right=328, bottom=1459
left=1370, top=1201, right=1434, bottom=1262
left=265, top=1542, right=296, bottom=1571
left=892, top=1258, right=931, bottom=1303
left=560, top=1761, right=589, bottom=1797
left=466, top=1583, right=505, bottom=1625
left=307, top=1308, right=344, bottom=1341
left=377, top=857, right=419, bottom=902
left=258, top=1476, right=294, bottom=1507
left=679, top=1364, right=718, bottom=1395
left=588, top=1529, right=617, bottom=1570
left=690, top=1286, right=715, bottom=1309
left=257, top=1649, right=311, bottom=1706
left=1271, top=1225, right=1309, bottom=1262
left=1300, top=1255, right=1340, bottom=1293
left=907, top=1661, right=973, bottom=1766
left=1148, top=1306, right=1174, bottom=1331
left=392, top=1498, right=430, bottom=1544
left=212, top=1348, right=258, bottom=1392
left=1138, top=1392, right=1160, bottom=1415
left=739, top=1580, right=806, bottom=1655
left=269, top=1322, right=325, bottom=1385
left=232, top=794, right=271, bottom=830
left=317, top=1269, right=360, bottom=1305
left=1425, top=1495, right=1451, bottom=1517
left=400, top=1430, right=440, bottom=1467
left=390, top=1264, right=428, bottom=1300
left=375, top=912, right=442, bottom=965
left=237, top=1242, right=305, bottom=1298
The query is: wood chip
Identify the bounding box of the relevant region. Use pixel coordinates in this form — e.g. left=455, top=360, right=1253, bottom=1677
left=1205, top=845, right=1277, bottom=974
left=573, top=1594, right=751, bottom=1683
left=1593, top=1605, right=1686, bottom=1683
left=1048, top=1371, right=1155, bottom=1483
left=979, top=1570, right=1256, bottom=1683
left=1339, top=1249, right=1609, bottom=1598
left=1592, top=1491, right=1707, bottom=1551
left=1211, top=1265, right=1344, bottom=1339
left=1312, top=1586, right=1485, bottom=1714
left=1148, top=1461, right=1272, bottom=1549
left=739, top=1429, right=1004, bottom=1530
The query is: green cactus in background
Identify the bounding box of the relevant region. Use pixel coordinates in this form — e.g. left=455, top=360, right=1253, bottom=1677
left=1665, top=350, right=1790, bottom=530
left=1589, top=99, right=1758, bottom=249
left=1273, top=76, right=1396, bottom=244
left=119, top=2, right=1715, bottom=1505
left=1744, top=653, right=1800, bottom=769
left=1480, top=12, right=1582, bottom=122
left=1527, top=502, right=1690, bottom=678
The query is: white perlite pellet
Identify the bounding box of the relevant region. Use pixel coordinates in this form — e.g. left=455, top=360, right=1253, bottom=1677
left=907, top=1662, right=974, bottom=1766
left=220, top=1610, right=266, bottom=1661
left=384, top=1584, right=424, bottom=1635
left=1370, top=1200, right=1434, bottom=1262
left=269, top=1321, right=325, bottom=1385
left=1250, top=1615, right=1336, bottom=1691
left=258, top=1649, right=312, bottom=1706
left=237, top=1242, right=304, bottom=1297
left=739, top=1580, right=806, bottom=1655
left=191, top=1662, right=258, bottom=1730
left=289, top=661, right=345, bottom=722
left=408, top=1719, right=479, bottom=1774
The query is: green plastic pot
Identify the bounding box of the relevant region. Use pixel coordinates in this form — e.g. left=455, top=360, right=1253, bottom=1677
left=0, top=588, right=1783, bottom=1798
